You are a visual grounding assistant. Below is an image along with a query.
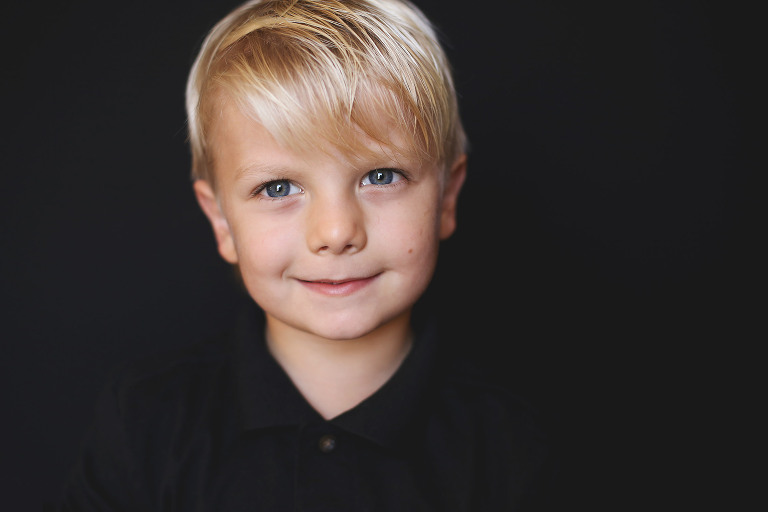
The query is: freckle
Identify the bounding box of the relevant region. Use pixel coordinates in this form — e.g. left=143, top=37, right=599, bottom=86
left=408, top=248, right=413, bottom=253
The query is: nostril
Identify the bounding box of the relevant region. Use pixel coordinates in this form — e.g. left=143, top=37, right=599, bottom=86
left=306, top=206, right=367, bottom=254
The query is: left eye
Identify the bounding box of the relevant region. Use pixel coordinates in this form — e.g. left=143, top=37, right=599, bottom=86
left=256, top=179, right=302, bottom=198
left=361, top=168, right=403, bottom=186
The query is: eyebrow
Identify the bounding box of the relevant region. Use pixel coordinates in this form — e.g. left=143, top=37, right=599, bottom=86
left=231, top=152, right=422, bottom=182
left=234, top=162, right=290, bottom=181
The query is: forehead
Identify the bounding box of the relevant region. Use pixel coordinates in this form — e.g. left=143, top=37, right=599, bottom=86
left=208, top=96, right=430, bottom=176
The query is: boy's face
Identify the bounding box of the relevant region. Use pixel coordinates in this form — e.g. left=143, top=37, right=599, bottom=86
left=195, top=100, right=465, bottom=342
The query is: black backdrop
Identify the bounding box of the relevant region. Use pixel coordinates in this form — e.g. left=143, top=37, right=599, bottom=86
left=1, top=1, right=757, bottom=509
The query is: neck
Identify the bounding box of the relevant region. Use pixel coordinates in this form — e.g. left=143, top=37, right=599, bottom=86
left=265, top=312, right=413, bottom=420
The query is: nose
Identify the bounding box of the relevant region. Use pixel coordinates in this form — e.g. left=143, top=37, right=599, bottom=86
left=306, top=193, right=367, bottom=255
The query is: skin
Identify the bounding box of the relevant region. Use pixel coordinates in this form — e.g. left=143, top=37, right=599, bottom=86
left=195, top=99, right=466, bottom=418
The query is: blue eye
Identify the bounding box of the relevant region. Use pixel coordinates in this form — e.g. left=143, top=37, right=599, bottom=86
left=362, top=168, right=402, bottom=186
left=258, top=180, right=300, bottom=198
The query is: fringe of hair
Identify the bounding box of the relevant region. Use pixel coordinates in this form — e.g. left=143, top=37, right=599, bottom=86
left=186, top=0, right=466, bottom=186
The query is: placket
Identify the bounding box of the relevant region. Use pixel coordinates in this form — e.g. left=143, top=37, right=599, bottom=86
left=294, top=422, right=360, bottom=512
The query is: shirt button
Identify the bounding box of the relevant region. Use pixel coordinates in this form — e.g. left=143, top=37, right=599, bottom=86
left=318, top=434, right=337, bottom=453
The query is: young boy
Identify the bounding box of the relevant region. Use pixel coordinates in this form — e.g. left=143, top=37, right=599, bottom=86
left=58, top=0, right=556, bottom=509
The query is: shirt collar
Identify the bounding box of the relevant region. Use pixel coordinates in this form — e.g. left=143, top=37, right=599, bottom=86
left=233, top=302, right=439, bottom=453
left=234, top=304, right=322, bottom=430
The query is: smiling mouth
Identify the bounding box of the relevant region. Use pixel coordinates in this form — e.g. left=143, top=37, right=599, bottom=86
left=298, top=274, right=380, bottom=296
left=308, top=278, right=361, bottom=285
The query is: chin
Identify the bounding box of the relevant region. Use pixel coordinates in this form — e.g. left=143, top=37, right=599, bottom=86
left=310, top=319, right=382, bottom=341
left=309, top=307, right=407, bottom=341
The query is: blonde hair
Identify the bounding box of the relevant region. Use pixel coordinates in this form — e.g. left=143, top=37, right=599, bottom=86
left=185, top=0, right=466, bottom=184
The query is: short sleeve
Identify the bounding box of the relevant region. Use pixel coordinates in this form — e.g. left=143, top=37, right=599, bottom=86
left=56, top=378, right=151, bottom=512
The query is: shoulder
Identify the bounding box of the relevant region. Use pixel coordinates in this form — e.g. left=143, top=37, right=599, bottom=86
left=436, top=360, right=551, bottom=447
left=428, top=359, right=562, bottom=508
left=102, top=330, right=237, bottom=423
left=56, top=331, right=241, bottom=510
left=435, top=352, right=552, bottom=450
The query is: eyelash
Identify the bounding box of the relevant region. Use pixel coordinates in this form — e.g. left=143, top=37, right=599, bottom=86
left=361, top=168, right=408, bottom=186
left=250, top=168, right=408, bottom=199
left=250, top=177, right=300, bottom=199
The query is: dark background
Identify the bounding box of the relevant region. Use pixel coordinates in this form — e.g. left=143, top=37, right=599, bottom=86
left=1, top=0, right=757, bottom=510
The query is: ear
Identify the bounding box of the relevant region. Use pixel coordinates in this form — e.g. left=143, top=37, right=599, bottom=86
left=439, top=154, right=467, bottom=240
left=193, top=179, right=239, bottom=264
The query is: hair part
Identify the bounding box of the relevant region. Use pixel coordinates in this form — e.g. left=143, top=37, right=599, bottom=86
left=186, top=0, right=466, bottom=186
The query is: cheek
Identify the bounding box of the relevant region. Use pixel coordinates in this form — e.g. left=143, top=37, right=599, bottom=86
left=377, top=200, right=440, bottom=267
left=233, top=222, right=295, bottom=277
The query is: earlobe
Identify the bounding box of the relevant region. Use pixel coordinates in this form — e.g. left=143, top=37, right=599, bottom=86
left=193, top=180, right=239, bottom=264
left=439, top=154, right=467, bottom=240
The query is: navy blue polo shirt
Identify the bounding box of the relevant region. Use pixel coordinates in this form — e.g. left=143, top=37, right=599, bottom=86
left=57, top=304, right=557, bottom=511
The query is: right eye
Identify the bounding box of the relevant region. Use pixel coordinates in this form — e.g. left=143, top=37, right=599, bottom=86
left=254, top=180, right=302, bottom=198
left=361, top=168, right=404, bottom=186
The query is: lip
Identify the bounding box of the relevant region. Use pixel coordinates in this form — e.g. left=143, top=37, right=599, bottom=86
left=298, top=274, right=380, bottom=297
